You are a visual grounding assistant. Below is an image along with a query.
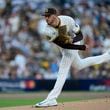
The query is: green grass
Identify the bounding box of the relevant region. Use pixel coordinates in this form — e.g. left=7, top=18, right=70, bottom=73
left=0, top=91, right=109, bottom=108
left=0, top=98, right=40, bottom=108
left=0, top=98, right=82, bottom=108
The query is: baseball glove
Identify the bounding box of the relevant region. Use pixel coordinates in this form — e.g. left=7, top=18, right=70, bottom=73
left=53, top=25, right=72, bottom=44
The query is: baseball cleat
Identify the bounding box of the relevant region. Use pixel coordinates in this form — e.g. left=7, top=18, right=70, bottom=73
left=33, top=99, right=58, bottom=107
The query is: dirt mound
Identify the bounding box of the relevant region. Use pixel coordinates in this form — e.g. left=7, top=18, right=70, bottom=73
left=1, top=98, right=110, bottom=110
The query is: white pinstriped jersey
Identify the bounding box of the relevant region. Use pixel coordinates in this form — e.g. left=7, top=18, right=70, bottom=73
left=43, top=15, right=80, bottom=42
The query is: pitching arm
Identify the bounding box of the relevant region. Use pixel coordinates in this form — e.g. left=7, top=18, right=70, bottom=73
left=72, top=30, right=83, bottom=43
left=69, top=18, right=84, bottom=43
left=60, top=43, right=86, bottom=50
left=53, top=38, right=86, bottom=50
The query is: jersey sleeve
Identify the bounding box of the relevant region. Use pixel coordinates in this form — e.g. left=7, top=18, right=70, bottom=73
left=43, top=26, right=58, bottom=42
left=69, top=17, right=80, bottom=33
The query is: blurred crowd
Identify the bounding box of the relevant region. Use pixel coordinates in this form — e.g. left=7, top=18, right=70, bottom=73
left=0, top=0, right=110, bottom=80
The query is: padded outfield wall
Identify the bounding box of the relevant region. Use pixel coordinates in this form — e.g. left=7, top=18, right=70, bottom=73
left=0, top=79, right=110, bottom=92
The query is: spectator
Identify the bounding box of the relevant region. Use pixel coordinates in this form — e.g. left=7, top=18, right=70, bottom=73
left=0, top=0, right=110, bottom=79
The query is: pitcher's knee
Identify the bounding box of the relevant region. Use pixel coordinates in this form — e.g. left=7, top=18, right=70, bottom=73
left=74, top=63, right=84, bottom=70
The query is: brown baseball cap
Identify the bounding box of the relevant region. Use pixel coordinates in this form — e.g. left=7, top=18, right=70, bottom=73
left=42, top=8, right=57, bottom=16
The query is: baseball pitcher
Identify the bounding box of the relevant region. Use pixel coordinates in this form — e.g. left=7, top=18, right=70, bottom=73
left=34, top=8, right=110, bottom=107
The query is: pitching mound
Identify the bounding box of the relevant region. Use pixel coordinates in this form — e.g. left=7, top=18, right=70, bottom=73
left=1, top=98, right=110, bottom=110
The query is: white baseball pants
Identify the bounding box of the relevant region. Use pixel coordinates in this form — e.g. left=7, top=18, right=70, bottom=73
left=46, top=49, right=110, bottom=100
